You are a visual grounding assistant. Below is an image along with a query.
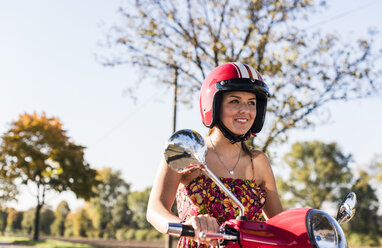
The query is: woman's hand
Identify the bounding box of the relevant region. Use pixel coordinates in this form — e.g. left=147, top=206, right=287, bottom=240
left=184, top=214, right=220, bottom=247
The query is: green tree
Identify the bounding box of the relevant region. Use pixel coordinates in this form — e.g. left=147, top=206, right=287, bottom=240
left=51, top=201, right=71, bottom=236
left=88, top=167, right=130, bottom=238
left=0, top=112, right=99, bottom=240
left=7, top=209, right=23, bottom=233
left=128, top=187, right=152, bottom=229
left=22, top=206, right=56, bottom=235
left=40, top=207, right=55, bottom=235
left=72, top=206, right=92, bottom=237
left=0, top=208, right=9, bottom=234
left=86, top=201, right=108, bottom=237
left=278, top=141, right=352, bottom=209
left=64, top=212, right=74, bottom=237
left=344, top=171, right=380, bottom=246
left=99, top=0, right=381, bottom=152
left=0, top=153, right=18, bottom=213
left=0, top=177, right=18, bottom=210
left=111, top=191, right=133, bottom=229
left=370, top=154, right=382, bottom=182
left=21, top=208, right=34, bottom=235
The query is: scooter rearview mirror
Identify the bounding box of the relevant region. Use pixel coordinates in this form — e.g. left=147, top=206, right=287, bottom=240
left=336, top=192, right=357, bottom=225
left=164, top=129, right=207, bottom=174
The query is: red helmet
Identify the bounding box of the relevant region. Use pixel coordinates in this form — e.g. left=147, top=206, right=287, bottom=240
left=199, top=62, right=270, bottom=138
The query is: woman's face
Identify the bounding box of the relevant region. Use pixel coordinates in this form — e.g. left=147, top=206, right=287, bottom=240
left=220, top=91, right=257, bottom=135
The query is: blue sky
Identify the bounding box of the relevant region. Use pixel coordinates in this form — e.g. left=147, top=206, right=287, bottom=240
left=0, top=0, right=381, bottom=211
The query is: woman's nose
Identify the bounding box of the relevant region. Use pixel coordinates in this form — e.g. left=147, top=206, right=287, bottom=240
left=239, top=103, right=250, bottom=113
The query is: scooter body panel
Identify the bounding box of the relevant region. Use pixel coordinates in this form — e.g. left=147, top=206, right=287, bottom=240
left=223, top=208, right=313, bottom=247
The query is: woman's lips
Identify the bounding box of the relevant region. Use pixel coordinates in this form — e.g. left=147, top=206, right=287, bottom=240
left=235, top=118, right=248, bottom=123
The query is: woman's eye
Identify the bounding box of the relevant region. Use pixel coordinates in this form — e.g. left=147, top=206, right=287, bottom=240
left=229, top=100, right=239, bottom=104
left=249, top=101, right=256, bottom=106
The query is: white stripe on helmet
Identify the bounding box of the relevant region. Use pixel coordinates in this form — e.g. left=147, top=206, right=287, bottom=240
left=247, top=65, right=260, bottom=80
left=231, top=62, right=242, bottom=78
left=233, top=62, right=249, bottom=78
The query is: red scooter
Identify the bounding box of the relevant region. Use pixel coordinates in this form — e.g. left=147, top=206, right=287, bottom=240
left=164, top=129, right=356, bottom=248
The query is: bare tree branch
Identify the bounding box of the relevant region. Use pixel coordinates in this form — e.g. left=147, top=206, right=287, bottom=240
left=98, top=0, right=382, bottom=153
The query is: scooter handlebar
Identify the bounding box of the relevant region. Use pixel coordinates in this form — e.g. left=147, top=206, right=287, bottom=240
left=166, top=223, right=237, bottom=240
left=166, top=223, right=195, bottom=237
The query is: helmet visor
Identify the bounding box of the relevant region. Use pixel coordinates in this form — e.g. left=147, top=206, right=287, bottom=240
left=216, top=78, right=270, bottom=99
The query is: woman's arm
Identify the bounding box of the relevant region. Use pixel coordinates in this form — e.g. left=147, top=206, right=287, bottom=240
left=147, top=157, right=220, bottom=247
left=146, top=157, right=183, bottom=233
left=253, top=152, right=283, bottom=219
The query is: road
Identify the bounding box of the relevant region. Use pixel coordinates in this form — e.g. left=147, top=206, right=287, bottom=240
left=49, top=237, right=170, bottom=247
left=0, top=241, right=35, bottom=248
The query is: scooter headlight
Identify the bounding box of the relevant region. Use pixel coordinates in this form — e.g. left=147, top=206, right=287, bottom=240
left=306, top=209, right=347, bottom=248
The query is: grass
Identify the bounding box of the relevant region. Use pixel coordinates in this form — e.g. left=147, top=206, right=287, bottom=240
left=0, top=236, right=99, bottom=248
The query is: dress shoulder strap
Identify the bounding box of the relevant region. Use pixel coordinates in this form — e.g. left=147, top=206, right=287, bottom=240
left=250, top=154, right=255, bottom=180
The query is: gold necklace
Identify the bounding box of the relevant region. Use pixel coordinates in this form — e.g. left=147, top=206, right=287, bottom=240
left=209, top=136, right=241, bottom=175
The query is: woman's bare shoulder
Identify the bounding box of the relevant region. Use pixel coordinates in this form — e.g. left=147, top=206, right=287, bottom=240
left=250, top=148, right=269, bottom=162
left=249, top=149, right=272, bottom=185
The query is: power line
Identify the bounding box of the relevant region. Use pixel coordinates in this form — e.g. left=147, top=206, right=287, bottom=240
left=303, top=0, right=382, bottom=30
left=92, top=88, right=167, bottom=146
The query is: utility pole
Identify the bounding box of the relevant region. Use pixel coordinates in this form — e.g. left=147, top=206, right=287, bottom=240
left=166, top=66, right=179, bottom=248
left=172, top=66, right=178, bottom=133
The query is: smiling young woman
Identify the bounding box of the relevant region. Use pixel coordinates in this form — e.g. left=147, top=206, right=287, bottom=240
left=220, top=91, right=257, bottom=136
left=147, top=62, right=283, bottom=248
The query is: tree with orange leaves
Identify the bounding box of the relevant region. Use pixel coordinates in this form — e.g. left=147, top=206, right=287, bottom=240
left=0, top=112, right=99, bottom=240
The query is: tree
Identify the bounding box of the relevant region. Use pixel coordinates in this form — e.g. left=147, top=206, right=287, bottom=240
left=111, top=191, right=133, bottom=229
left=343, top=171, right=380, bottom=246
left=23, top=206, right=55, bottom=235
left=39, top=207, right=55, bottom=235
left=6, top=209, right=23, bottom=233
left=0, top=208, right=7, bottom=235
left=0, top=112, right=99, bottom=240
left=0, top=175, right=18, bottom=235
left=128, top=187, right=152, bottom=229
left=86, top=200, right=109, bottom=237
left=21, top=208, right=35, bottom=235
left=64, top=212, right=74, bottom=237
left=278, top=141, right=352, bottom=209
left=370, top=154, right=382, bottom=182
left=98, top=0, right=381, bottom=152
left=21, top=206, right=62, bottom=235
left=87, top=167, right=130, bottom=238
left=51, top=201, right=71, bottom=236
left=72, top=207, right=92, bottom=237
left=0, top=177, right=18, bottom=210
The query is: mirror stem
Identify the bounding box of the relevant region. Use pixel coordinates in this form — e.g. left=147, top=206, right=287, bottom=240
left=337, top=206, right=352, bottom=225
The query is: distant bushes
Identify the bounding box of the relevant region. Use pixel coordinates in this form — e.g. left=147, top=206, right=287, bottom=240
left=346, top=232, right=381, bottom=247
left=115, top=228, right=164, bottom=241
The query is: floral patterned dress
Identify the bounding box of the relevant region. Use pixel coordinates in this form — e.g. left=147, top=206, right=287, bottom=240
left=176, top=175, right=267, bottom=248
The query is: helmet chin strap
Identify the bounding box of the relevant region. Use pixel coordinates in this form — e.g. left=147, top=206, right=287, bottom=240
left=216, top=120, right=251, bottom=144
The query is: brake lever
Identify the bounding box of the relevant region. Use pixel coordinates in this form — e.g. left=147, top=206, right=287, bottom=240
left=199, top=232, right=238, bottom=240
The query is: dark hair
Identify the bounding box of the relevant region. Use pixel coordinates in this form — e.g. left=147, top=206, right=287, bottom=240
left=241, top=140, right=253, bottom=157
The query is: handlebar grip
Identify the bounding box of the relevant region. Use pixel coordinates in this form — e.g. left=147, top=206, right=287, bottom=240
left=166, top=223, right=195, bottom=237
left=181, top=224, right=195, bottom=237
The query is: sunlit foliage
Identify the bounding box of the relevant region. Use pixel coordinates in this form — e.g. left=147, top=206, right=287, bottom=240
left=277, top=141, right=352, bottom=209
left=51, top=201, right=71, bottom=236
left=87, top=168, right=131, bottom=238
left=99, top=0, right=382, bottom=152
